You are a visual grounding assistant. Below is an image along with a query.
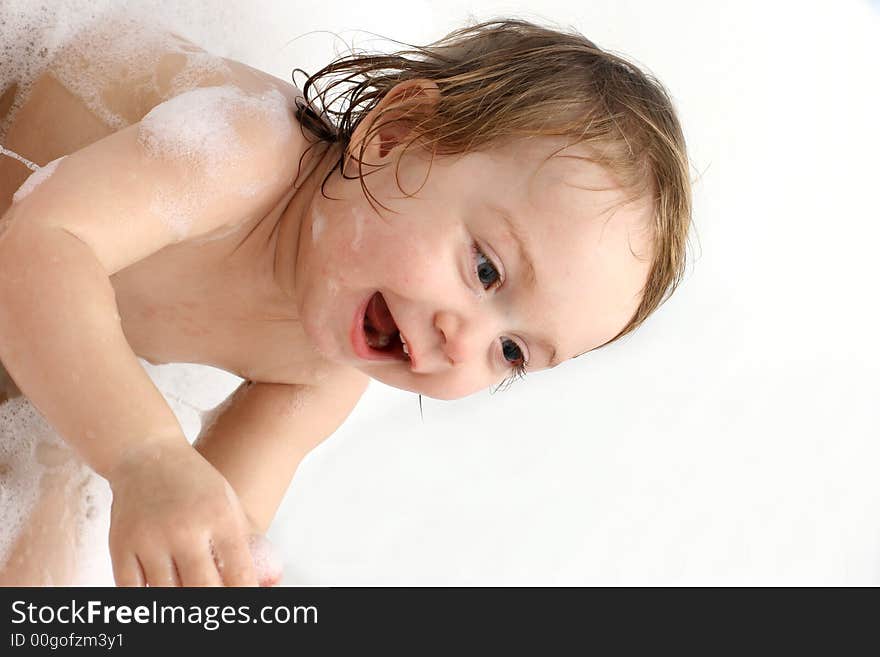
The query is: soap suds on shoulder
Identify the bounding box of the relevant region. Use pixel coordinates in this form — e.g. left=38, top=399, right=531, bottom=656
left=137, top=84, right=291, bottom=168
left=136, top=85, right=293, bottom=240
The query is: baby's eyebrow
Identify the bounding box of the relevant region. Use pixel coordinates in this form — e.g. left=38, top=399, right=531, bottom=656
left=497, top=210, right=537, bottom=290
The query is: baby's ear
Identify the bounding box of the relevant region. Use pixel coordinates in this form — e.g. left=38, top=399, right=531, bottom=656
left=348, top=78, right=440, bottom=163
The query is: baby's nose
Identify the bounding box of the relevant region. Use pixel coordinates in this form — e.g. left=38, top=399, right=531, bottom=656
left=432, top=309, right=483, bottom=370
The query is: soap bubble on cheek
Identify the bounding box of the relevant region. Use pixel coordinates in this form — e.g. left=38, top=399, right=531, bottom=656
left=11, top=156, right=66, bottom=204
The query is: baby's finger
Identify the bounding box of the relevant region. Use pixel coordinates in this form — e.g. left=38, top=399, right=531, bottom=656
left=112, top=552, right=145, bottom=587
left=139, top=551, right=180, bottom=588
left=212, top=536, right=258, bottom=587
left=175, top=546, right=224, bottom=587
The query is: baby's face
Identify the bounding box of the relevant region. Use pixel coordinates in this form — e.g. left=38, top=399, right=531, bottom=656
left=293, top=135, right=653, bottom=400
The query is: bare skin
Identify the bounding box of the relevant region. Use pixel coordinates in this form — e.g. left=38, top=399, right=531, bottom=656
left=0, top=19, right=654, bottom=586
left=0, top=26, right=335, bottom=586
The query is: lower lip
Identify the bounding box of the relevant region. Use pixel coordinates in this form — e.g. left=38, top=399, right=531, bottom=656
left=351, top=292, right=402, bottom=362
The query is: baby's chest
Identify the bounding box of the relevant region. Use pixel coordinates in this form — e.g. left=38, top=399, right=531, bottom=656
left=111, top=240, right=331, bottom=386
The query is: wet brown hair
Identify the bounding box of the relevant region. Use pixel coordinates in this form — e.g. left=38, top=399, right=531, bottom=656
left=291, top=17, right=693, bottom=359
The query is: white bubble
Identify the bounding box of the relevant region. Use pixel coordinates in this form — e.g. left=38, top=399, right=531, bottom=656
left=248, top=534, right=283, bottom=586
left=138, top=85, right=291, bottom=166
left=311, top=208, right=327, bottom=243
left=11, top=156, right=66, bottom=204
left=137, top=85, right=292, bottom=240
left=350, top=207, right=366, bottom=251
left=148, top=186, right=195, bottom=242
left=0, top=145, right=39, bottom=172
left=0, top=393, right=110, bottom=583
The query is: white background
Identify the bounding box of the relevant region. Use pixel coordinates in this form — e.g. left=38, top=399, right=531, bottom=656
left=14, top=0, right=880, bottom=585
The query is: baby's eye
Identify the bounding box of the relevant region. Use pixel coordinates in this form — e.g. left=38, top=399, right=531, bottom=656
left=473, top=243, right=501, bottom=289
left=501, top=337, right=525, bottom=366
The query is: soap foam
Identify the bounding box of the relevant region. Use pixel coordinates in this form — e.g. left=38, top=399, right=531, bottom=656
left=148, top=186, right=196, bottom=242
left=137, top=85, right=292, bottom=240
left=0, top=395, right=112, bottom=585
left=138, top=85, right=291, bottom=168
left=11, top=156, right=66, bottom=204
left=0, top=396, right=46, bottom=566
left=3, top=5, right=293, bottom=244
left=0, top=144, right=39, bottom=172
left=350, top=207, right=365, bottom=251
left=0, top=5, right=235, bottom=142
left=311, top=208, right=327, bottom=243
left=248, top=534, right=283, bottom=587
left=138, top=85, right=250, bottom=166
left=0, top=2, right=95, bottom=144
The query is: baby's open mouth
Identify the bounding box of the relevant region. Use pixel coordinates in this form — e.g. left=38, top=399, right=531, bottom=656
left=363, top=292, right=410, bottom=361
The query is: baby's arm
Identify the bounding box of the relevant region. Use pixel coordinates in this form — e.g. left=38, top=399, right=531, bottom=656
left=194, top=370, right=369, bottom=533
left=0, top=91, right=303, bottom=585
left=192, top=372, right=368, bottom=586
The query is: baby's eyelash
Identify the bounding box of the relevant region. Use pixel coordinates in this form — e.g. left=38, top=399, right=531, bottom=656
left=471, top=242, right=529, bottom=385
left=493, top=361, right=528, bottom=393
left=472, top=242, right=502, bottom=290
left=501, top=336, right=527, bottom=374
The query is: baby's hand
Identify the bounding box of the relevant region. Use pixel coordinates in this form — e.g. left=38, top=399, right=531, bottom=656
left=106, top=442, right=258, bottom=587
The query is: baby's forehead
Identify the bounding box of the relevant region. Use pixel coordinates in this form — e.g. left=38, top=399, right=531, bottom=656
left=492, top=137, right=628, bottom=203
left=516, top=153, right=649, bottom=240
left=468, top=137, right=653, bottom=251
left=490, top=141, right=654, bottom=351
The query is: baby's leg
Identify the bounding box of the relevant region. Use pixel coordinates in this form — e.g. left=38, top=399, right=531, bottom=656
left=0, top=394, right=113, bottom=586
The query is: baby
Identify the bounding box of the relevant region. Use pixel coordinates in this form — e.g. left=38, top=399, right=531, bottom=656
left=0, top=15, right=691, bottom=586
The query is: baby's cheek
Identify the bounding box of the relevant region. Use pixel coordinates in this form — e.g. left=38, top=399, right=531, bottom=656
left=388, top=240, right=447, bottom=290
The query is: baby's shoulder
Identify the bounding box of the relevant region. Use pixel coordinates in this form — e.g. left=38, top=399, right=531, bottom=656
left=2, top=18, right=312, bottom=219
left=1, top=23, right=316, bottom=275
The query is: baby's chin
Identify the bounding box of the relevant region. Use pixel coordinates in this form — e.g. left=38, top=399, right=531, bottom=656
left=358, top=368, right=480, bottom=402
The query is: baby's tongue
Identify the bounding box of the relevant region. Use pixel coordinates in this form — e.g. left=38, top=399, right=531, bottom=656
left=366, top=292, right=397, bottom=335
